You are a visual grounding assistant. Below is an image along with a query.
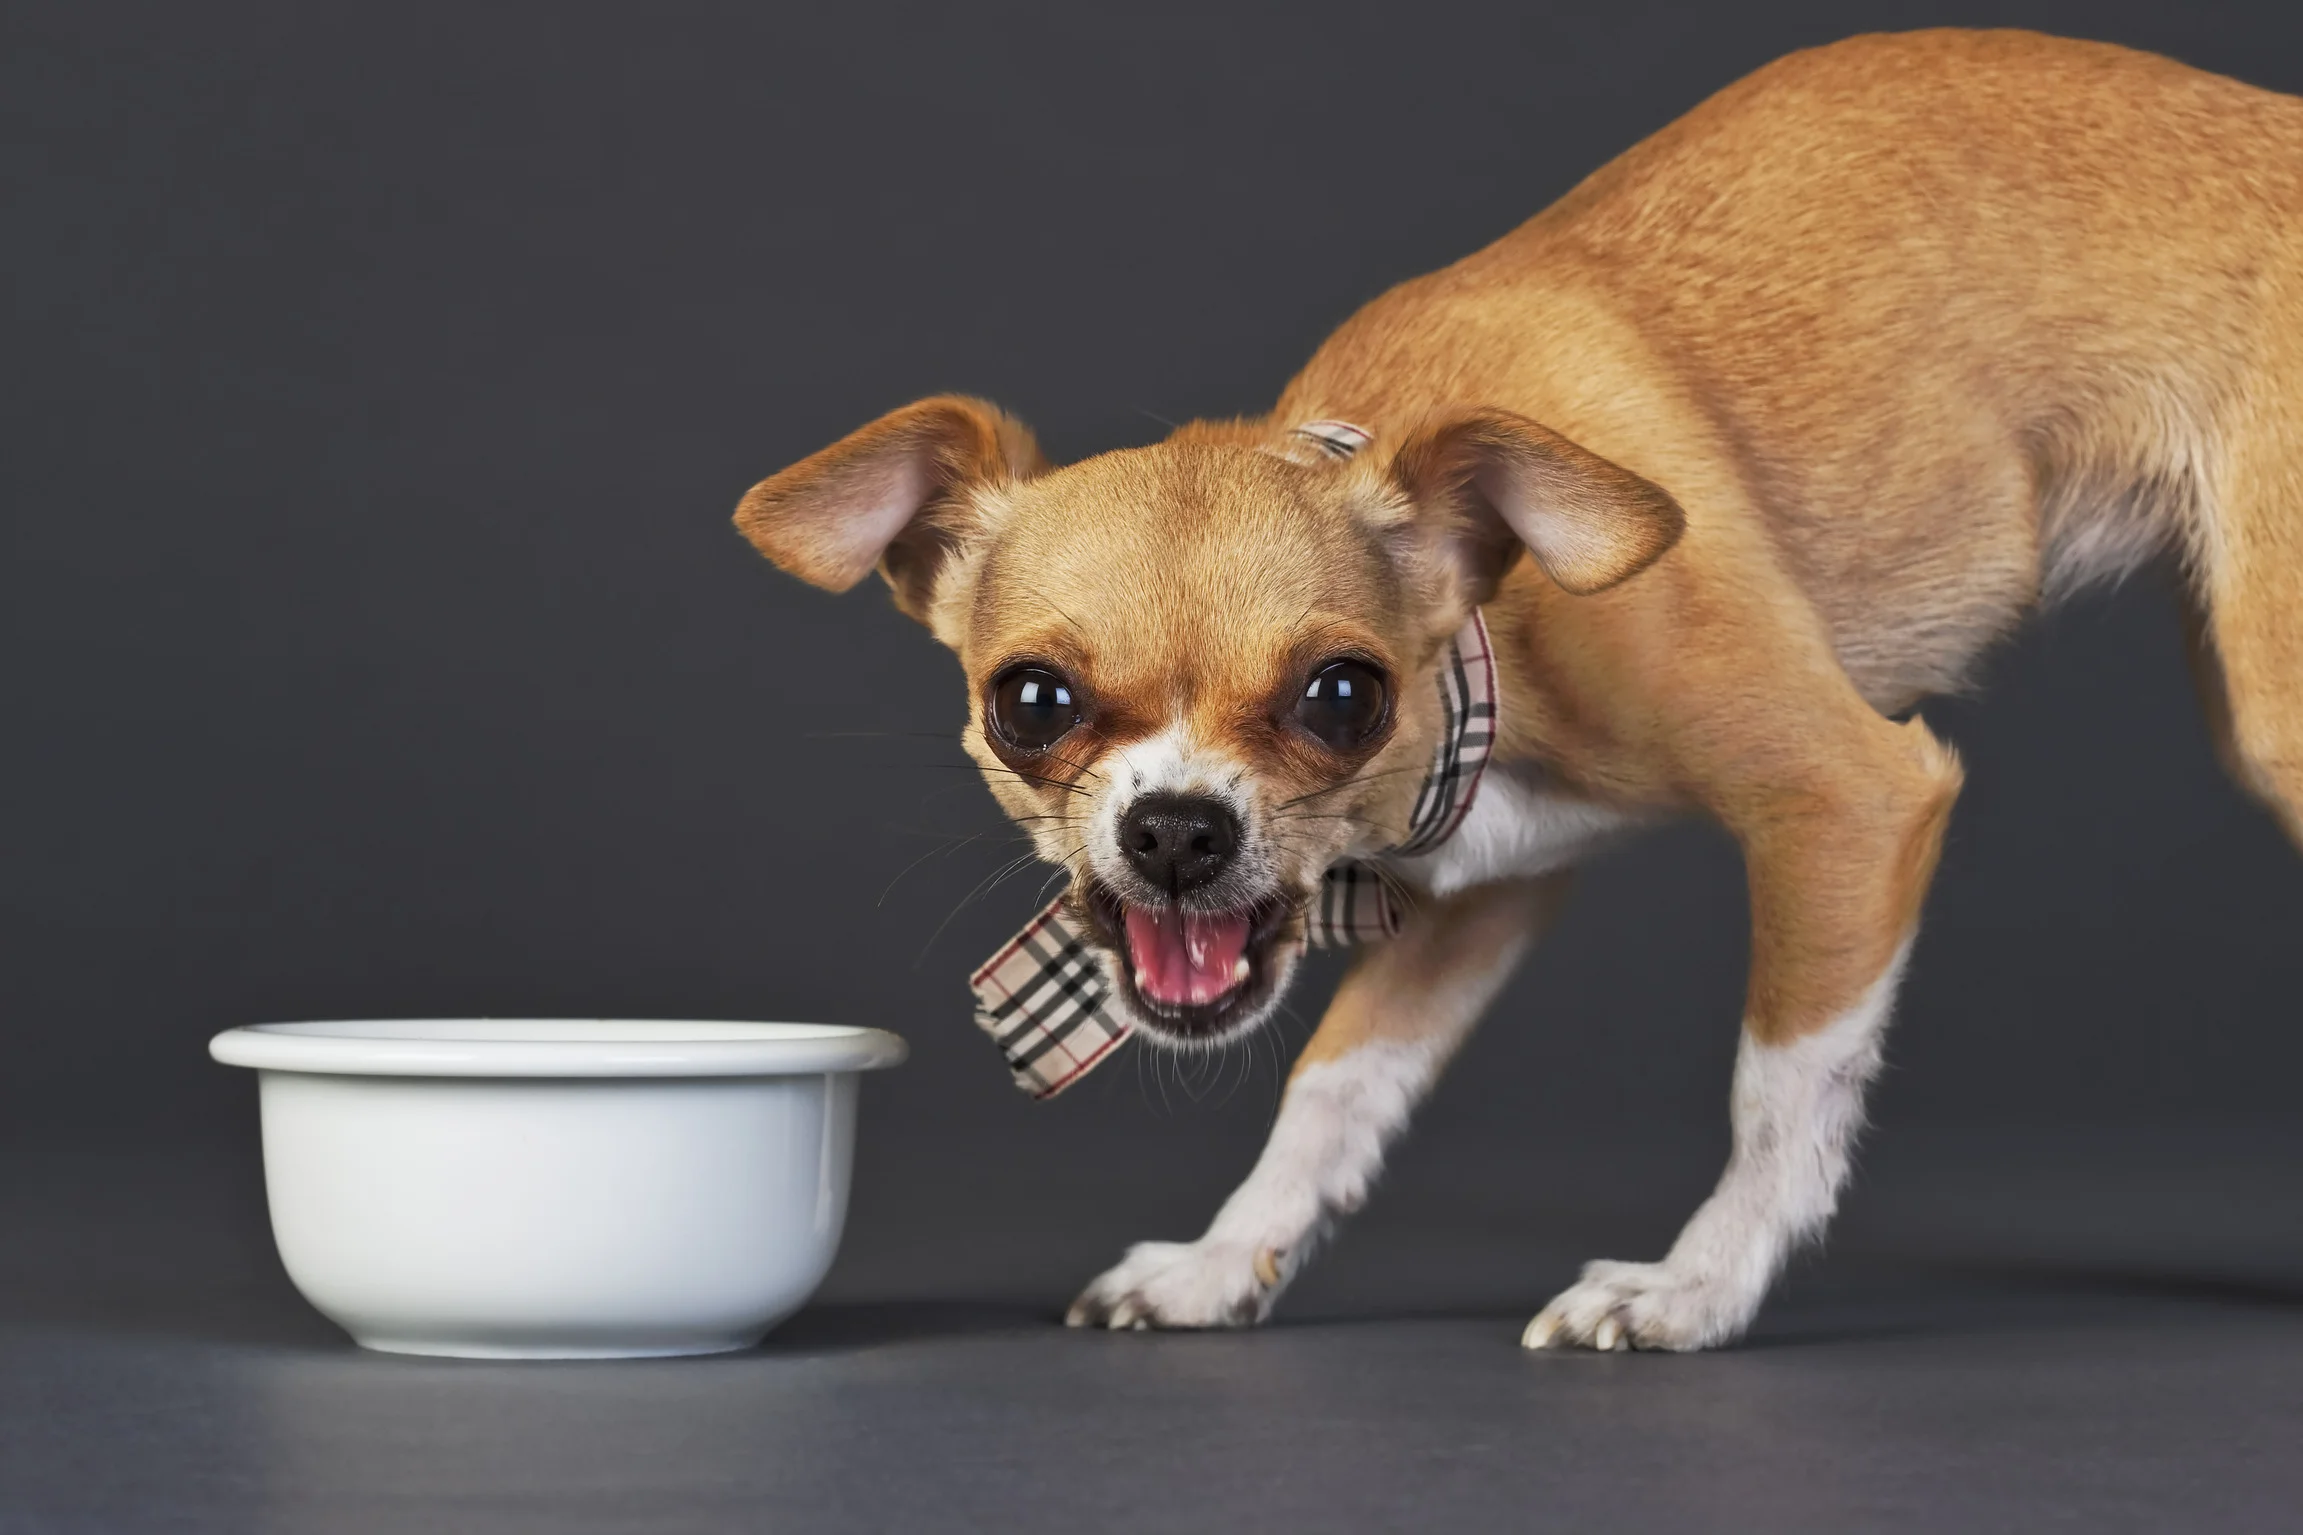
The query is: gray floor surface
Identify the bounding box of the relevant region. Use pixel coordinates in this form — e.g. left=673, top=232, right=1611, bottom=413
left=4, top=1122, right=2299, bottom=1532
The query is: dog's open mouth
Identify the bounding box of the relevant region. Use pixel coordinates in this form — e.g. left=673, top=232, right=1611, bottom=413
left=1081, top=883, right=1294, bottom=1040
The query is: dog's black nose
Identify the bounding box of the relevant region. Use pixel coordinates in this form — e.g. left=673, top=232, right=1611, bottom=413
left=1119, top=794, right=1240, bottom=895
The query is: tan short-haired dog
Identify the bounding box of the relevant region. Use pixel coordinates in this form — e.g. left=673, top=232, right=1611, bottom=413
left=735, top=30, right=2303, bottom=1350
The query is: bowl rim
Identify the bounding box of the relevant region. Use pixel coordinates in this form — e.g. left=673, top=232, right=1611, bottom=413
left=208, top=1019, right=908, bottom=1079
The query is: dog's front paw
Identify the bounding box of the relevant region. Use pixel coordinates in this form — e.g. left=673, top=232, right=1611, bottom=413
left=1064, top=1239, right=1284, bottom=1330
left=1521, top=1259, right=1757, bottom=1353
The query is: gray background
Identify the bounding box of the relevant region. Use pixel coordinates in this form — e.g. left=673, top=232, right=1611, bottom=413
left=5, top=2, right=2300, bottom=1530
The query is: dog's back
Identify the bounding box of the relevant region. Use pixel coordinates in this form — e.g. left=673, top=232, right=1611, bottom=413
left=1280, top=30, right=2303, bottom=718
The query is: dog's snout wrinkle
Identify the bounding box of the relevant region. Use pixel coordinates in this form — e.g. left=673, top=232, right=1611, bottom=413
left=1118, top=794, right=1240, bottom=896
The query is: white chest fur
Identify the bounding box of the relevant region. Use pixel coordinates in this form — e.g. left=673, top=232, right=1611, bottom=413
left=1391, top=766, right=1636, bottom=898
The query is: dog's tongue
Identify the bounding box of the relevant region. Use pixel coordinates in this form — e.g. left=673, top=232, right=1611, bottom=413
left=1124, top=905, right=1252, bottom=1008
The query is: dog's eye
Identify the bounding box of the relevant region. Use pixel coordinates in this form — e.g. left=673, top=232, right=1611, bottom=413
left=1297, top=659, right=1388, bottom=750
left=989, top=666, right=1081, bottom=752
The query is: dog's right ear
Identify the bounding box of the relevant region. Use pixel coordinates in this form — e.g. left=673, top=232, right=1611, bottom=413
left=733, top=395, right=1043, bottom=628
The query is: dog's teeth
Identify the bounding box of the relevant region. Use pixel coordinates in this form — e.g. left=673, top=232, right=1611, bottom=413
left=1595, top=1319, right=1623, bottom=1352
left=1232, top=956, right=1251, bottom=983
left=1521, top=1313, right=1558, bottom=1350
left=1135, top=965, right=1153, bottom=991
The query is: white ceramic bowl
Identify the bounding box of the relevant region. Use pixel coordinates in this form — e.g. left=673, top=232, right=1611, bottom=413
left=209, top=1019, right=906, bottom=1359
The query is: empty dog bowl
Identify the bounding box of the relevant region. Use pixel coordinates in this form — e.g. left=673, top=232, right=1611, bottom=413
left=209, top=1020, right=906, bottom=1359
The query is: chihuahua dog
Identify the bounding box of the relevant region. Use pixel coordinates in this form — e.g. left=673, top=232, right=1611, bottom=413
left=733, top=30, right=2303, bottom=1350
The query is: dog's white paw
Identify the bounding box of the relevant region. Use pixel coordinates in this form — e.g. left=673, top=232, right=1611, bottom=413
left=1521, top=1259, right=1756, bottom=1353
left=1065, top=1239, right=1284, bottom=1330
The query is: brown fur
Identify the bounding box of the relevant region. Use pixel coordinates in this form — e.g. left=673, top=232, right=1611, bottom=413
left=733, top=29, right=2303, bottom=1344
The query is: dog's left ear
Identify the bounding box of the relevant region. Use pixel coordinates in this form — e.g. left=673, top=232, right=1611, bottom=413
left=1389, top=408, right=1686, bottom=601
left=733, top=395, right=1043, bottom=627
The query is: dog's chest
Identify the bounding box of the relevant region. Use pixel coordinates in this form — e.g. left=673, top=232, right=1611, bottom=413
left=1391, top=767, right=1634, bottom=897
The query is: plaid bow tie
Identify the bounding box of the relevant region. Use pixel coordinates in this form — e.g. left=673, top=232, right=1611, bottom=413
left=970, top=605, right=1498, bottom=1099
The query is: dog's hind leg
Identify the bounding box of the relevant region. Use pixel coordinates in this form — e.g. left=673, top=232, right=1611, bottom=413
left=1065, top=874, right=1565, bottom=1330
left=2183, top=597, right=2303, bottom=849
left=2188, top=346, right=2303, bottom=847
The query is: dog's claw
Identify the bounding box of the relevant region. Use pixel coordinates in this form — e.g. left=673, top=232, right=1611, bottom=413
left=1594, top=1317, right=1624, bottom=1352
left=1522, top=1312, right=1560, bottom=1349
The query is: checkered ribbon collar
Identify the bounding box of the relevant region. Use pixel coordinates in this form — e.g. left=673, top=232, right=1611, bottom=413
left=970, top=602, right=1498, bottom=1099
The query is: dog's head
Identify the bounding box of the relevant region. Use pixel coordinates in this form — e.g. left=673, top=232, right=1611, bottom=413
left=735, top=397, right=1680, bottom=1046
